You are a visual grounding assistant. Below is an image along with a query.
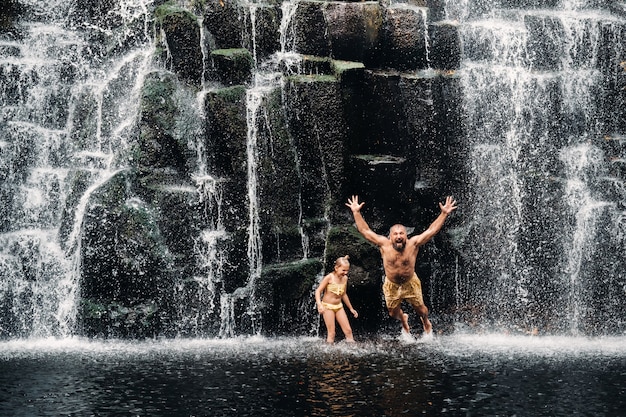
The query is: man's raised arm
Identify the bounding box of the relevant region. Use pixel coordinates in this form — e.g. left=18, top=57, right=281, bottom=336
left=345, top=195, right=388, bottom=246
left=412, top=196, right=458, bottom=247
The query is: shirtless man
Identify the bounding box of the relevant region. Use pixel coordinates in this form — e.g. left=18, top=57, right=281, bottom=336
left=345, top=195, right=457, bottom=335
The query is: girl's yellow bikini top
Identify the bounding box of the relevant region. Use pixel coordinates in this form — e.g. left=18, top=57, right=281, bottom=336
left=327, top=282, right=346, bottom=296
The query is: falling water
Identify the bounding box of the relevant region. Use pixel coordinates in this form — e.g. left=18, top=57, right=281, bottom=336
left=0, top=0, right=154, bottom=338
left=276, top=0, right=311, bottom=260
left=3, top=0, right=623, bottom=341
left=451, top=1, right=626, bottom=333
left=197, top=16, right=210, bottom=88
left=244, top=2, right=260, bottom=65
left=175, top=172, right=227, bottom=336
left=214, top=0, right=307, bottom=337
left=559, top=145, right=610, bottom=334
left=443, top=0, right=471, bottom=22
left=279, top=0, right=299, bottom=59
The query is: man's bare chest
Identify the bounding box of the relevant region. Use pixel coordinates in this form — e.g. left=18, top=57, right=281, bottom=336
left=381, top=247, right=418, bottom=268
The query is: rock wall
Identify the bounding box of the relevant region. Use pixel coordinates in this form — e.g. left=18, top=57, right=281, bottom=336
left=75, top=0, right=626, bottom=338
left=73, top=0, right=467, bottom=338
left=3, top=0, right=624, bottom=338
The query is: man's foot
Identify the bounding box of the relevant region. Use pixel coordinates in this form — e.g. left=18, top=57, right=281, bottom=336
left=401, top=313, right=410, bottom=334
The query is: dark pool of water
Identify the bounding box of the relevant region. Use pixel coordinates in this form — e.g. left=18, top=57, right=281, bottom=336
left=1, top=334, right=625, bottom=416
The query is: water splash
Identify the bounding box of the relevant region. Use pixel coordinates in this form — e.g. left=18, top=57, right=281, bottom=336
left=442, top=0, right=472, bottom=22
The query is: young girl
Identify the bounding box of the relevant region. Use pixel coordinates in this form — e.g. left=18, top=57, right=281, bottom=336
left=315, top=255, right=358, bottom=344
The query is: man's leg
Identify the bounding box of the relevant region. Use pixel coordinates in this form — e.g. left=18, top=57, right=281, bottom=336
left=388, top=306, right=410, bottom=333
left=414, top=304, right=432, bottom=334
left=383, top=278, right=410, bottom=333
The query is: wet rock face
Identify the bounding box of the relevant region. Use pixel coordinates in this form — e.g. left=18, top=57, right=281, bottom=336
left=72, top=0, right=465, bottom=338
left=324, top=2, right=383, bottom=63
left=0, top=0, right=20, bottom=33
left=211, top=48, right=254, bottom=86
left=71, top=0, right=626, bottom=338
left=155, top=5, right=204, bottom=86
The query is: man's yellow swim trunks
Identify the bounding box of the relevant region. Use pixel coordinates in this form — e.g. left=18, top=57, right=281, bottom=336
left=382, top=273, right=425, bottom=310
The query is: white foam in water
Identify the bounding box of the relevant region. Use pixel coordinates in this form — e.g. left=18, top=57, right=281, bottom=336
left=2, top=333, right=625, bottom=361
left=439, top=333, right=626, bottom=358
left=421, top=331, right=435, bottom=343
left=397, top=330, right=437, bottom=346
left=399, top=330, right=418, bottom=344
left=1, top=334, right=623, bottom=417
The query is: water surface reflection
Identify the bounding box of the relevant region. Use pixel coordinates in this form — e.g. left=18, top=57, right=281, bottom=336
left=1, top=334, right=624, bottom=416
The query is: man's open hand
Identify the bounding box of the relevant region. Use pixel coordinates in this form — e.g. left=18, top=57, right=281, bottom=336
left=345, top=195, right=365, bottom=212
left=439, top=196, right=458, bottom=214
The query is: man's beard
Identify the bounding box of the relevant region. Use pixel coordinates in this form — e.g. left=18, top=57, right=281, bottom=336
left=392, top=240, right=405, bottom=251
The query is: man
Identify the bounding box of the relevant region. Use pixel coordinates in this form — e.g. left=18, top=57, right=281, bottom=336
left=345, top=195, right=457, bottom=335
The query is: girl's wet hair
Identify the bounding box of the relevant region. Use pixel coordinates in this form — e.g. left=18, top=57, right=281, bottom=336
left=335, top=255, right=350, bottom=267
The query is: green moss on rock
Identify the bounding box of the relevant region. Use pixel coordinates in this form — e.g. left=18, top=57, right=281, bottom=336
left=258, top=258, right=322, bottom=301
left=211, top=48, right=254, bottom=86
left=214, top=85, right=247, bottom=101
left=154, top=4, right=203, bottom=85
left=332, top=59, right=365, bottom=74
left=155, top=4, right=195, bottom=23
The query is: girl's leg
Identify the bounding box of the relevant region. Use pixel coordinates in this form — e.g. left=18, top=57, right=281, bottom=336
left=335, top=309, right=355, bottom=342
left=322, top=309, right=337, bottom=343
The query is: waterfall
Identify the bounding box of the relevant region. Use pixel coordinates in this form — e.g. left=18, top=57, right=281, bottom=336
left=173, top=173, right=226, bottom=337
left=3, top=0, right=622, bottom=340
left=277, top=0, right=313, bottom=261
left=0, top=0, right=154, bottom=338
left=454, top=2, right=626, bottom=333
left=198, top=16, right=210, bottom=88
left=279, top=0, right=299, bottom=58
left=214, top=0, right=306, bottom=337
left=245, top=2, right=259, bottom=66
left=443, top=0, right=471, bottom=22
left=559, top=145, right=609, bottom=335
